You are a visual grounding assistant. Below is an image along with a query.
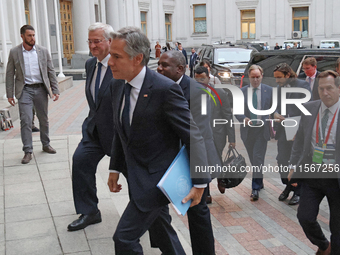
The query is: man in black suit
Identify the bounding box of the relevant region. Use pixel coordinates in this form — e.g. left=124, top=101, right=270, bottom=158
left=297, top=57, right=320, bottom=100
left=195, top=66, right=236, bottom=195
left=189, top=48, right=198, bottom=78
left=107, top=27, right=211, bottom=255
left=289, top=70, right=340, bottom=254
left=235, top=65, right=273, bottom=201
left=178, top=43, right=188, bottom=67
left=273, top=63, right=311, bottom=205
left=156, top=50, right=218, bottom=255
left=67, top=23, right=114, bottom=231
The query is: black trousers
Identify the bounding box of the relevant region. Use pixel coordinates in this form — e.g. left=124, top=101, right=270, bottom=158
left=113, top=201, right=185, bottom=255
left=72, top=137, right=106, bottom=215
left=149, top=187, right=215, bottom=255
left=298, top=179, right=340, bottom=253
left=276, top=137, right=301, bottom=195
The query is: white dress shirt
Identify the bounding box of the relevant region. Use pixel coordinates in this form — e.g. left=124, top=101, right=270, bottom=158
left=90, top=54, right=110, bottom=101
left=22, top=45, right=43, bottom=84
left=311, top=100, right=339, bottom=149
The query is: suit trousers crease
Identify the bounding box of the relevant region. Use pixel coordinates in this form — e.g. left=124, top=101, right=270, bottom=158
left=18, top=85, right=49, bottom=153
left=72, top=137, right=106, bottom=215
left=298, top=180, right=340, bottom=252
left=113, top=201, right=185, bottom=255
left=244, top=126, right=267, bottom=190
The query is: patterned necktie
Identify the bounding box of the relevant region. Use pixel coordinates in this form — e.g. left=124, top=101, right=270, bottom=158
left=250, top=88, right=258, bottom=122
left=94, top=62, right=102, bottom=104
left=321, top=109, right=330, bottom=144
left=122, top=83, right=132, bottom=137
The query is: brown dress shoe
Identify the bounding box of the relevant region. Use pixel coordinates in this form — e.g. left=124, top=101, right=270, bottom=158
left=42, top=145, right=56, bottom=154
left=316, top=242, right=331, bottom=255
left=21, top=153, right=32, bottom=164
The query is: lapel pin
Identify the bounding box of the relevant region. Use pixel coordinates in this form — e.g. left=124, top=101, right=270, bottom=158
left=144, top=94, right=148, bottom=97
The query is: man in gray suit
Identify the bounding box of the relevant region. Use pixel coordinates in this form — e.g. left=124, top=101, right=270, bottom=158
left=6, top=25, right=60, bottom=164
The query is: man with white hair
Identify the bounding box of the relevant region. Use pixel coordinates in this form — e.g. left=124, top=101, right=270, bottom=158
left=68, top=23, right=115, bottom=231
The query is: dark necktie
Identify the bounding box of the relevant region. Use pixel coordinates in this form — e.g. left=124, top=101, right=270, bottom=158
left=250, top=88, right=258, bottom=122
left=95, top=62, right=102, bottom=104
left=321, top=109, right=330, bottom=141
left=122, top=83, right=132, bottom=137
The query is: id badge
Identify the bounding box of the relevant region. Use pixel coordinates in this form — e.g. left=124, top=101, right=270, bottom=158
left=323, top=145, right=336, bottom=165
left=312, top=147, right=324, bottom=164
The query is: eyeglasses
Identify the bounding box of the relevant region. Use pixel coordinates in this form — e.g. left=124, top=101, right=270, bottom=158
left=87, top=39, right=106, bottom=45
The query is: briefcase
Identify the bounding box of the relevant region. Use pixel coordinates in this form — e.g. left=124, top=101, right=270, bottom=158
left=218, top=147, right=247, bottom=189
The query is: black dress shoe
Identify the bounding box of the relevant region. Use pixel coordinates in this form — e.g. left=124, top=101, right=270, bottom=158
left=32, top=126, right=40, bottom=132
left=68, top=210, right=102, bottom=231
left=288, top=194, right=300, bottom=205
left=250, top=189, right=259, bottom=201
left=206, top=195, right=212, bottom=204
left=278, top=185, right=291, bottom=201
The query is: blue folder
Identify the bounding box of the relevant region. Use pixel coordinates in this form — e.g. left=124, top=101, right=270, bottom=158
left=157, top=146, right=192, bottom=215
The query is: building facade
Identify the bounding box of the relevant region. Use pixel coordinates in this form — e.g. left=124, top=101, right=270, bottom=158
left=1, top=0, right=340, bottom=83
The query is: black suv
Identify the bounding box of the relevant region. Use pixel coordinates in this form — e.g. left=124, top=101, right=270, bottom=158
left=195, top=43, right=258, bottom=86
left=242, top=49, right=340, bottom=87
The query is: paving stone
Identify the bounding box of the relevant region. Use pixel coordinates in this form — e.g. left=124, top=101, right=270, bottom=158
left=0, top=223, right=4, bottom=242
left=5, top=181, right=44, bottom=195
left=4, top=171, right=41, bottom=185
left=66, top=252, right=91, bottom=255
left=45, top=186, right=73, bottom=203
left=5, top=235, right=62, bottom=255
left=49, top=200, right=76, bottom=217
left=5, top=191, right=47, bottom=208
left=6, top=218, right=56, bottom=241
left=42, top=178, right=72, bottom=191
left=58, top=231, right=89, bottom=254
left=37, top=161, right=70, bottom=172
left=5, top=203, right=50, bottom=223
left=4, top=164, right=38, bottom=175
left=87, top=238, right=115, bottom=255
left=259, top=239, right=276, bottom=248
left=40, top=168, right=71, bottom=181
left=225, top=226, right=247, bottom=234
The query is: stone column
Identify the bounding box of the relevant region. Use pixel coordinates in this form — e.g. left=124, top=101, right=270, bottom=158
left=105, top=0, right=120, bottom=31
left=31, top=0, right=39, bottom=44
left=73, top=0, right=91, bottom=55
left=42, top=0, right=51, bottom=53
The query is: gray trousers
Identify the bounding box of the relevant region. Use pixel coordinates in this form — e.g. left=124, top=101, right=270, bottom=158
left=18, top=85, right=50, bottom=153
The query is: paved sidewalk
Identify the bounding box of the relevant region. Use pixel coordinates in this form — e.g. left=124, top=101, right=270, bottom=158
left=0, top=80, right=331, bottom=254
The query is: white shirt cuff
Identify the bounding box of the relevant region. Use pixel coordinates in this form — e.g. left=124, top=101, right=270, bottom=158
left=193, top=184, right=208, bottom=188
left=109, top=170, right=120, bottom=174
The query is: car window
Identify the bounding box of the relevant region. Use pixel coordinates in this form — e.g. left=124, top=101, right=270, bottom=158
left=297, top=55, right=340, bottom=75
left=203, top=48, right=211, bottom=60
left=214, top=48, right=252, bottom=64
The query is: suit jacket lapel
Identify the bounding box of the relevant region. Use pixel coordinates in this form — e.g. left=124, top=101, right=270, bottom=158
left=114, top=81, right=126, bottom=141
left=129, top=68, right=153, bottom=141
left=304, top=101, right=320, bottom=152
left=179, top=75, right=190, bottom=102
left=95, top=68, right=112, bottom=109
left=18, top=44, right=25, bottom=77
left=86, top=59, right=97, bottom=108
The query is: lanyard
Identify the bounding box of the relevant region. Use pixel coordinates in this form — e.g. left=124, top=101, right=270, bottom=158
left=316, top=108, right=338, bottom=146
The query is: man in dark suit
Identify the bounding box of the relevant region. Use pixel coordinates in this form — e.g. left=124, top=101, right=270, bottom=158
left=194, top=66, right=236, bottom=195
left=189, top=48, right=198, bottom=78
left=67, top=23, right=114, bottom=231
left=178, top=43, right=188, bottom=67
left=289, top=70, right=340, bottom=254
left=297, top=57, right=320, bottom=100
left=6, top=25, right=60, bottom=164
left=157, top=51, right=218, bottom=255
left=107, top=27, right=210, bottom=255
left=273, top=63, right=311, bottom=205
left=235, top=65, right=273, bottom=201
